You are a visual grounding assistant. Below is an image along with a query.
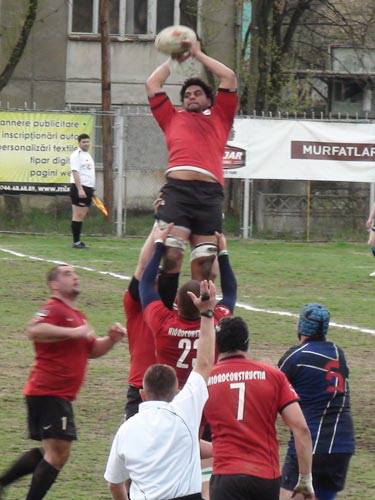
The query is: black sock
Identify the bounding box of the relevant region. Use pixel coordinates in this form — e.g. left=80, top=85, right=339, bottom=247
left=0, top=448, right=43, bottom=487
left=157, top=271, right=180, bottom=309
left=71, top=221, right=82, bottom=243
left=25, top=459, right=59, bottom=500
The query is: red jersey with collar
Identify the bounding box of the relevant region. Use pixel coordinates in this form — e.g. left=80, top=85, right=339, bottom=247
left=149, top=89, right=238, bottom=186
left=204, top=357, right=299, bottom=479
left=123, top=290, right=156, bottom=388
left=144, top=300, right=231, bottom=388
left=23, top=298, right=96, bottom=401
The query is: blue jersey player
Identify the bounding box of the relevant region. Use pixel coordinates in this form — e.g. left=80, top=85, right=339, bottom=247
left=278, top=303, right=355, bottom=500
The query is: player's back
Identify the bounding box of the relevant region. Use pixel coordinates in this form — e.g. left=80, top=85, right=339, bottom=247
left=204, top=356, right=299, bottom=479
left=279, top=340, right=355, bottom=454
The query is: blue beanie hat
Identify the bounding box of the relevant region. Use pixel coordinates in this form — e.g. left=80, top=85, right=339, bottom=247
left=298, top=303, right=330, bottom=339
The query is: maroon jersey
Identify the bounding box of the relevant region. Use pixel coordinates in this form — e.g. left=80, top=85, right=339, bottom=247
left=23, top=298, right=96, bottom=401
left=149, top=89, right=238, bottom=186
left=123, top=290, right=156, bottom=388
left=144, top=301, right=231, bottom=388
left=204, top=356, right=299, bottom=479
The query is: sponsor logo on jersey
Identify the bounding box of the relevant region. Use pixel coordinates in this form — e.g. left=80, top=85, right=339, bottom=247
left=168, top=327, right=200, bottom=337
left=208, top=370, right=266, bottom=385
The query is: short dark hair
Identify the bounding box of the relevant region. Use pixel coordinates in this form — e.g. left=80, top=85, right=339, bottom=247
left=177, top=280, right=200, bottom=319
left=78, top=133, right=90, bottom=142
left=46, top=264, right=68, bottom=284
left=216, top=317, right=249, bottom=353
left=143, top=364, right=178, bottom=401
left=180, top=78, right=214, bottom=104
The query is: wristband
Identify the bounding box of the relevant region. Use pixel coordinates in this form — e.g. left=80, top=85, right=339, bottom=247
left=200, top=310, right=214, bottom=318
left=154, top=239, right=164, bottom=244
left=296, top=473, right=313, bottom=494
left=218, top=250, right=228, bottom=257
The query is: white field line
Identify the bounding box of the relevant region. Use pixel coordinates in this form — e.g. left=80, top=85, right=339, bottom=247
left=1, top=247, right=375, bottom=337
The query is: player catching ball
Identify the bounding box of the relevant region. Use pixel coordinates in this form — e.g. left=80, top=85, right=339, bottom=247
left=146, top=38, right=238, bottom=282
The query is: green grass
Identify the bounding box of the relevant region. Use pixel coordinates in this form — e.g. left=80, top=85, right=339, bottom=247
left=0, top=233, right=374, bottom=499
left=0, top=208, right=242, bottom=238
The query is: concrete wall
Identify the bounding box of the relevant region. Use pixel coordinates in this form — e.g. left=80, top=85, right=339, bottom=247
left=65, top=39, right=204, bottom=106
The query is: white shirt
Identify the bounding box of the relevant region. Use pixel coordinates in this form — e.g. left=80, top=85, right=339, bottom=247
left=70, top=147, right=95, bottom=187
left=104, top=371, right=208, bottom=500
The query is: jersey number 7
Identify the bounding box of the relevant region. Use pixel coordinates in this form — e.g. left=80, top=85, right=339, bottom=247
left=230, top=382, right=245, bottom=420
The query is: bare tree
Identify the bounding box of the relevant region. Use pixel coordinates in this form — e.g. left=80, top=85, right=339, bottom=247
left=0, top=0, right=38, bottom=92
left=240, top=0, right=375, bottom=113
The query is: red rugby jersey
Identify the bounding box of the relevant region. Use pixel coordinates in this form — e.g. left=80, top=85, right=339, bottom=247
left=123, top=290, right=156, bottom=388
left=144, top=301, right=231, bottom=388
left=149, top=89, right=238, bottom=186
left=23, top=298, right=96, bottom=401
left=204, top=356, right=299, bottom=479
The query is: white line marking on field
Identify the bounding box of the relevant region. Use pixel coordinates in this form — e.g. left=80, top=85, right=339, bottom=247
left=1, top=247, right=375, bottom=337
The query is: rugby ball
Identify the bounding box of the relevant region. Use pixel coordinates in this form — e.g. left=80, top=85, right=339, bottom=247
left=155, top=25, right=197, bottom=55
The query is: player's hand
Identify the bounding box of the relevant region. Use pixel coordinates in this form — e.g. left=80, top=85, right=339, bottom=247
left=366, top=218, right=373, bottom=229
left=180, top=39, right=201, bottom=58
left=74, top=321, right=94, bottom=339
left=215, top=231, right=227, bottom=252
left=154, top=222, right=174, bottom=243
left=78, top=188, right=87, bottom=198
left=187, top=280, right=216, bottom=313
left=108, top=323, right=126, bottom=344
left=153, top=192, right=163, bottom=213
left=291, top=473, right=315, bottom=499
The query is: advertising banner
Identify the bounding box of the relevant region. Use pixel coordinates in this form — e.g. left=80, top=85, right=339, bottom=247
left=0, top=111, right=93, bottom=194
left=224, top=118, right=375, bottom=182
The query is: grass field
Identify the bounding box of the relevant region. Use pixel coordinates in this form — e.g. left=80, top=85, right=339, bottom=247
left=0, top=232, right=374, bottom=499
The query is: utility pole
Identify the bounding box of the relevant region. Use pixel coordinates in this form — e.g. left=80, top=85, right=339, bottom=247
left=100, top=0, right=113, bottom=218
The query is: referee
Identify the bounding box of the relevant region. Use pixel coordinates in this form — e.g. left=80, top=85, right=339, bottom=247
left=69, top=133, right=95, bottom=249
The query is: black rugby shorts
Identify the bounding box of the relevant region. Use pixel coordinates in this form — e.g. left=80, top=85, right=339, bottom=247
left=210, top=474, right=281, bottom=500
left=26, top=395, right=77, bottom=441
left=124, top=385, right=142, bottom=420
left=281, top=451, right=352, bottom=492
left=70, top=184, right=94, bottom=207
left=155, top=178, right=224, bottom=235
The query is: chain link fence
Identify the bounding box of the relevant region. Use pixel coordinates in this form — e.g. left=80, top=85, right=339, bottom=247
left=0, top=105, right=372, bottom=240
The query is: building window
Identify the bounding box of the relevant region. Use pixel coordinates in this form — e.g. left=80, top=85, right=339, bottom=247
left=125, top=0, right=148, bottom=34
left=334, top=80, right=363, bottom=103
left=69, top=0, right=193, bottom=37
left=71, top=0, right=95, bottom=33
left=180, top=0, right=198, bottom=32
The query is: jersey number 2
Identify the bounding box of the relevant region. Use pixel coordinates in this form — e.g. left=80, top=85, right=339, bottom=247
left=176, top=339, right=199, bottom=369
left=230, top=382, right=245, bottom=420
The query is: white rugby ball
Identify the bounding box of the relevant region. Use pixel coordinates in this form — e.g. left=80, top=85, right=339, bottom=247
left=155, top=25, right=197, bottom=55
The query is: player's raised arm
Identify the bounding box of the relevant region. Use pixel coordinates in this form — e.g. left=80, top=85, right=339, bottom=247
left=183, top=40, right=237, bottom=90
left=145, top=60, right=172, bottom=97
left=187, top=280, right=216, bottom=382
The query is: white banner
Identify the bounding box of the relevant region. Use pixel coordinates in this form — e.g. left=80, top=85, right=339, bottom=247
left=224, top=118, right=375, bottom=182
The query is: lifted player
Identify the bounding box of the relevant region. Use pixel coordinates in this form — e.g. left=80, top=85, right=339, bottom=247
left=146, top=39, right=238, bottom=281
